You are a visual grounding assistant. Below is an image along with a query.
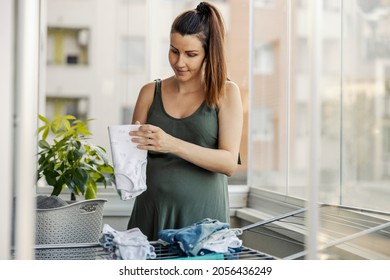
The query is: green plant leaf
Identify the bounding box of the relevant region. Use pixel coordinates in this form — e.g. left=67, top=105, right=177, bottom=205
left=63, top=171, right=78, bottom=194
left=37, top=125, right=47, bottom=134
left=85, top=181, right=97, bottom=199
left=42, top=127, right=49, bottom=140
left=38, top=139, right=51, bottom=149
left=38, top=114, right=49, bottom=124
left=65, top=115, right=76, bottom=120
left=63, top=119, right=71, bottom=131
left=51, top=184, right=64, bottom=196
left=43, top=169, right=60, bottom=187
left=81, top=162, right=99, bottom=173
left=92, top=145, right=109, bottom=163
left=73, top=140, right=82, bottom=150
left=52, top=116, right=63, bottom=133
left=75, top=122, right=92, bottom=136
left=98, top=164, right=114, bottom=174
left=72, top=168, right=88, bottom=192
left=67, top=149, right=83, bottom=163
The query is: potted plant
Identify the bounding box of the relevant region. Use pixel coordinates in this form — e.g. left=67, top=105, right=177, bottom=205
left=37, top=114, right=114, bottom=200
left=35, top=114, right=115, bottom=259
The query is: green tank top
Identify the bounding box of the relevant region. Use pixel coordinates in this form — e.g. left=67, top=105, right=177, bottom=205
left=128, top=79, right=229, bottom=240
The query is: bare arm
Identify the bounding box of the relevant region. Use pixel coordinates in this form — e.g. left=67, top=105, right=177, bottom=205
left=131, top=82, right=155, bottom=124
left=131, top=81, right=243, bottom=176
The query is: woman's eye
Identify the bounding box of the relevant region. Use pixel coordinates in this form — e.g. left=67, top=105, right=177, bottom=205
left=188, top=53, right=197, bottom=57
left=170, top=49, right=179, bottom=54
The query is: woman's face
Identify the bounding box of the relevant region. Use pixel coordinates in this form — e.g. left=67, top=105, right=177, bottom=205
left=169, top=32, right=206, bottom=82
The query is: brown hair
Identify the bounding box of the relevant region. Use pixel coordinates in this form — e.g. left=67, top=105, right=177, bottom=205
left=170, top=2, right=227, bottom=107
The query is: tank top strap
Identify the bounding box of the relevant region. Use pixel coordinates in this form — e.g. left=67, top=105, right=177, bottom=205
left=153, top=79, right=162, bottom=98
left=147, top=79, right=163, bottom=121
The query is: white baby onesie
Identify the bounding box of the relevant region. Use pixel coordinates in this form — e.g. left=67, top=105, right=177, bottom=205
left=101, top=224, right=156, bottom=260
left=202, top=228, right=242, bottom=254
left=108, top=125, right=147, bottom=200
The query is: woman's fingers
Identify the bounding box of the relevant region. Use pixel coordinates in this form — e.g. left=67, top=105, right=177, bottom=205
left=129, top=124, right=157, bottom=145
left=139, top=124, right=156, bottom=133
left=129, top=124, right=169, bottom=152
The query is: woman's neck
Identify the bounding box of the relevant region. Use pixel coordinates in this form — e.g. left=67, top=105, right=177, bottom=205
left=171, top=76, right=204, bottom=95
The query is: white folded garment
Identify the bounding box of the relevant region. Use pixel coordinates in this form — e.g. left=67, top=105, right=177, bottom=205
left=201, top=228, right=243, bottom=254
left=102, top=224, right=156, bottom=260
left=108, top=125, right=147, bottom=200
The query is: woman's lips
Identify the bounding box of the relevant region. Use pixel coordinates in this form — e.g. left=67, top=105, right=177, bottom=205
left=176, top=69, right=187, bottom=75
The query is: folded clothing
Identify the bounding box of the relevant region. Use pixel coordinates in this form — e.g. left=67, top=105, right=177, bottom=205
left=108, top=125, right=147, bottom=200
left=100, top=224, right=156, bottom=260
left=157, top=218, right=242, bottom=256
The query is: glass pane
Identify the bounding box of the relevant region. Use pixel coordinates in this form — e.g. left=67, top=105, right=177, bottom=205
left=291, top=1, right=342, bottom=202
left=289, top=1, right=311, bottom=198
left=342, top=0, right=390, bottom=212
left=251, top=0, right=288, bottom=193
left=251, top=0, right=343, bottom=202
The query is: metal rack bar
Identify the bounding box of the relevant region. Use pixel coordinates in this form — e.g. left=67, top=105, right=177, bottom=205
left=284, top=220, right=390, bottom=260
left=240, top=208, right=306, bottom=231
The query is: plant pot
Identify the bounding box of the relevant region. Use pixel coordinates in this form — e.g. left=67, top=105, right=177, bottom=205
left=35, top=199, right=107, bottom=260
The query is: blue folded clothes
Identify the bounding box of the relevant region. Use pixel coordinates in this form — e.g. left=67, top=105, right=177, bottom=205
left=158, top=218, right=242, bottom=257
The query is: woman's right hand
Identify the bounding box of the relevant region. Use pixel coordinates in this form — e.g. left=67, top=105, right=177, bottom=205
left=130, top=122, right=175, bottom=154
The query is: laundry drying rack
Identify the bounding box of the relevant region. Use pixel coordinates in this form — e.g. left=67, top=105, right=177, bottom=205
left=31, top=207, right=315, bottom=260
left=20, top=205, right=390, bottom=260
left=31, top=207, right=317, bottom=260
left=33, top=241, right=278, bottom=260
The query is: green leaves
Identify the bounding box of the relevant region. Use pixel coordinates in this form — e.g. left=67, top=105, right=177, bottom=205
left=37, top=114, right=115, bottom=200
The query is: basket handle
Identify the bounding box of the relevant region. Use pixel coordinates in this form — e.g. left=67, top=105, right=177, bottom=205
left=79, top=203, right=99, bottom=214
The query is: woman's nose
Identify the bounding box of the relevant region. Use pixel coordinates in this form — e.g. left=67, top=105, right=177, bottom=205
left=176, top=54, right=185, bottom=67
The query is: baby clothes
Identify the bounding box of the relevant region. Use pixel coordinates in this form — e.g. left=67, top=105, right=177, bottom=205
left=100, top=224, right=156, bottom=260
left=108, top=125, right=147, bottom=200
left=201, top=228, right=242, bottom=254
left=157, top=218, right=242, bottom=256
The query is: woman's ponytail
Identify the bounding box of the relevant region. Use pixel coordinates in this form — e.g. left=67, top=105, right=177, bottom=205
left=200, top=2, right=227, bottom=107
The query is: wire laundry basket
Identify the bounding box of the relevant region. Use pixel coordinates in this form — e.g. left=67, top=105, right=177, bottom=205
left=35, top=199, right=107, bottom=260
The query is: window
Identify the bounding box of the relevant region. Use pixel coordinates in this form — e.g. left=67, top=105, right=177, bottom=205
left=45, top=97, right=88, bottom=121
left=253, top=42, right=274, bottom=75
left=323, top=0, right=340, bottom=12
left=120, top=37, right=145, bottom=71
left=254, top=0, right=275, bottom=8
left=47, top=27, right=89, bottom=65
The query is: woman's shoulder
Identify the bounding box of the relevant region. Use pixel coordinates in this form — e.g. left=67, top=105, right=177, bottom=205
left=141, top=77, right=173, bottom=92
left=138, top=79, right=164, bottom=99
left=216, top=80, right=241, bottom=111
left=225, top=79, right=240, bottom=94
left=140, top=80, right=158, bottom=93
left=135, top=80, right=160, bottom=111
left=222, top=80, right=240, bottom=103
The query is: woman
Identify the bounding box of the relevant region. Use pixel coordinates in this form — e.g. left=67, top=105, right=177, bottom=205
left=127, top=1, right=243, bottom=240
